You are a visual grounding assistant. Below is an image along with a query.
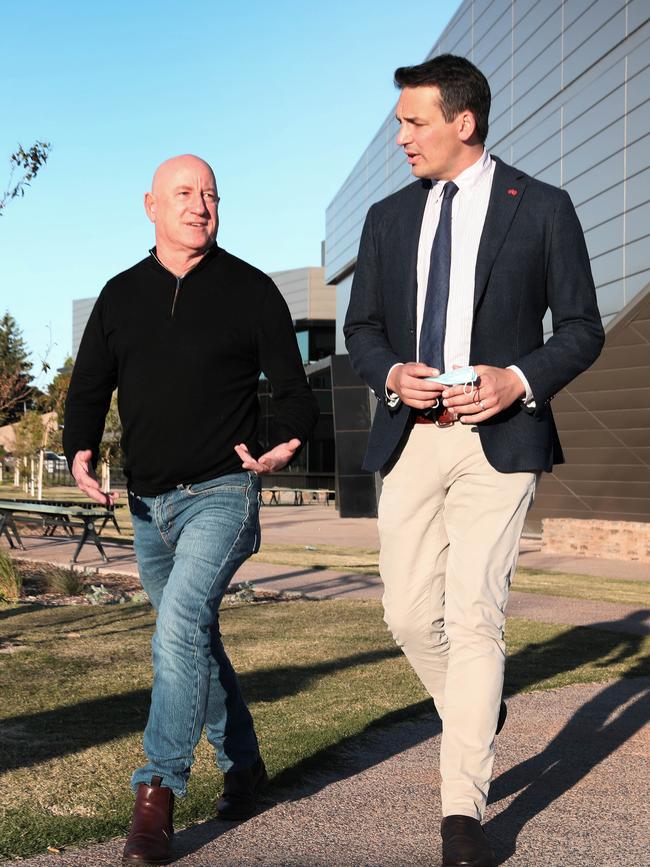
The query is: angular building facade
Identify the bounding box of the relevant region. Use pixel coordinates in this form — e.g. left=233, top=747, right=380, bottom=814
left=325, top=0, right=650, bottom=526
left=72, top=297, right=98, bottom=360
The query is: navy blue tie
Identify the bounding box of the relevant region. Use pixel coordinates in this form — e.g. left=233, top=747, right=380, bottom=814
left=419, top=180, right=459, bottom=374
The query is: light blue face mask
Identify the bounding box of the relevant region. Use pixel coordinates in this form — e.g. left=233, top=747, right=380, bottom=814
left=425, top=365, right=478, bottom=393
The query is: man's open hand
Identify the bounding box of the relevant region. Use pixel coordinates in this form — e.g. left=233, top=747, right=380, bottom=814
left=441, top=365, right=526, bottom=422
left=387, top=362, right=445, bottom=409
left=234, top=439, right=301, bottom=474
left=71, top=449, right=118, bottom=507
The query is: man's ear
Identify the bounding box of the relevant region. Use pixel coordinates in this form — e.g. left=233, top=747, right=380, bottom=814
left=458, top=111, right=477, bottom=143
left=144, top=191, right=156, bottom=223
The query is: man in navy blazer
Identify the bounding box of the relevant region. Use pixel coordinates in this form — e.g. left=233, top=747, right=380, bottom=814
left=344, top=55, right=603, bottom=867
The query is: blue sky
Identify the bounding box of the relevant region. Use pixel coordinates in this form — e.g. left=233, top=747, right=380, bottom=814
left=1, top=0, right=457, bottom=385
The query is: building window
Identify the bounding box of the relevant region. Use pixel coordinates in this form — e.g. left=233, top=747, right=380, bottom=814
left=296, top=330, right=309, bottom=364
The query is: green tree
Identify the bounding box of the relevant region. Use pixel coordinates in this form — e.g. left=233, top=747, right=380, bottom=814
left=38, top=357, right=73, bottom=452
left=0, top=312, right=34, bottom=424
left=13, top=410, right=47, bottom=495
left=99, top=392, right=123, bottom=490
left=0, top=141, right=51, bottom=216
left=0, top=143, right=52, bottom=421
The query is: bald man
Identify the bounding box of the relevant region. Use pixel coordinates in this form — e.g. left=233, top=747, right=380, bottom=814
left=64, top=155, right=319, bottom=865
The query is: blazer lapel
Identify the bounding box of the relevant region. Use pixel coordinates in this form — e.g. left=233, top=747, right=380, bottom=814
left=474, top=158, right=527, bottom=312
left=400, top=179, right=431, bottom=337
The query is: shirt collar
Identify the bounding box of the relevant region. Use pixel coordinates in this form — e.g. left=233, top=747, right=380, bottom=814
left=433, top=149, right=492, bottom=199
left=148, top=242, right=220, bottom=278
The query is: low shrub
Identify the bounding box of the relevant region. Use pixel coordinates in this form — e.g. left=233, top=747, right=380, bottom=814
left=46, top=566, right=86, bottom=596
left=0, top=549, right=22, bottom=602
left=85, top=583, right=115, bottom=604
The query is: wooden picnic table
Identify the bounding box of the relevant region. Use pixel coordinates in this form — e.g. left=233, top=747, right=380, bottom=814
left=0, top=498, right=122, bottom=563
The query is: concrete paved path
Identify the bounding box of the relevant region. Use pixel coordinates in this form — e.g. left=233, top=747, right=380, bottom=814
left=4, top=678, right=649, bottom=866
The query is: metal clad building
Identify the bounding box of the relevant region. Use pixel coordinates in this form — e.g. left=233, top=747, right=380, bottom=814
left=325, top=0, right=650, bottom=526
left=72, top=297, right=97, bottom=359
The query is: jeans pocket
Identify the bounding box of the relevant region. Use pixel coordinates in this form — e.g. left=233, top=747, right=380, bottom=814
left=186, top=473, right=249, bottom=497
left=245, top=475, right=262, bottom=554
left=252, top=503, right=261, bottom=554
left=128, top=490, right=152, bottom=522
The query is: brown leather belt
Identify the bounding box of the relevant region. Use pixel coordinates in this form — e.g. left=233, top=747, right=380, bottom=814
left=414, top=407, right=457, bottom=427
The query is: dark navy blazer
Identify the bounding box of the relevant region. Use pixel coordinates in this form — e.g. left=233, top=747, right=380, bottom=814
left=344, top=157, right=605, bottom=474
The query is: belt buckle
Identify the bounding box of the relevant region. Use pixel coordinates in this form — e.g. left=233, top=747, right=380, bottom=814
left=435, top=408, right=456, bottom=427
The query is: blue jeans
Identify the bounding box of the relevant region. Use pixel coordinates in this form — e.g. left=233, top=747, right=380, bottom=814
left=128, top=471, right=262, bottom=797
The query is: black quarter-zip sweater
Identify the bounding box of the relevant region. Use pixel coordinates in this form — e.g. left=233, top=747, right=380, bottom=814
left=64, top=244, right=319, bottom=496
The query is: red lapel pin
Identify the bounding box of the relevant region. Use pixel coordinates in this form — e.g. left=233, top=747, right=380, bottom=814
left=507, top=188, right=518, bottom=196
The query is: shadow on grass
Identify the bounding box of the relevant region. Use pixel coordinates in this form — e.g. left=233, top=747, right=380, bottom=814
left=0, top=690, right=151, bottom=774
left=2, top=611, right=647, bottom=778
left=0, top=605, right=31, bottom=622
left=0, top=603, right=153, bottom=646
left=0, top=647, right=401, bottom=773
left=243, top=568, right=380, bottom=594
left=504, top=609, right=650, bottom=696
left=2, top=609, right=649, bottom=863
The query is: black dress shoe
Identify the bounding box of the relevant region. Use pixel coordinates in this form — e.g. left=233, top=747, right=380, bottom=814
left=216, top=757, right=268, bottom=821
left=496, top=699, right=507, bottom=735
left=440, top=815, right=495, bottom=867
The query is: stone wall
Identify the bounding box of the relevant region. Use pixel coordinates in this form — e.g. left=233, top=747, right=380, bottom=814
left=541, top=519, right=650, bottom=563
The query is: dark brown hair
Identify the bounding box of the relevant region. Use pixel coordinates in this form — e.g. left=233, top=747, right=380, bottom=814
left=394, top=54, right=491, bottom=144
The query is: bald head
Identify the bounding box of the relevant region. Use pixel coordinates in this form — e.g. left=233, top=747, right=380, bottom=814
left=151, top=154, right=217, bottom=196
left=144, top=154, right=219, bottom=273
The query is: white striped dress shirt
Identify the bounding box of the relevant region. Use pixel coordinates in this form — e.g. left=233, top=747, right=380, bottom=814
left=386, top=148, right=532, bottom=404
left=417, top=148, right=494, bottom=370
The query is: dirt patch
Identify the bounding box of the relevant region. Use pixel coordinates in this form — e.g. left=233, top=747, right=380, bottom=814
left=12, top=559, right=142, bottom=607
left=9, top=560, right=309, bottom=608
left=0, top=642, right=29, bottom=654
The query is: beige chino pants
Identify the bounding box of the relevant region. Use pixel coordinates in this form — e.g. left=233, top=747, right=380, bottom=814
left=378, top=421, right=537, bottom=821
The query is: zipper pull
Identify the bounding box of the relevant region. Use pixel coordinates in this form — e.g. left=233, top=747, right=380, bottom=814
left=171, top=276, right=183, bottom=317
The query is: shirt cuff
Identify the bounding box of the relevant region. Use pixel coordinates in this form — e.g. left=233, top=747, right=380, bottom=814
left=508, top=364, right=536, bottom=408
left=385, top=363, right=403, bottom=408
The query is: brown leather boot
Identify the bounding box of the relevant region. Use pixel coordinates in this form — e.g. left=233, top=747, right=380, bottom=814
left=122, top=776, right=174, bottom=865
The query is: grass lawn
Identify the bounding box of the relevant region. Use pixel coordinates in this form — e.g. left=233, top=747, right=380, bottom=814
left=252, top=543, right=380, bottom=572
left=251, top=546, right=650, bottom=608
left=513, top=567, right=650, bottom=607
left=231, top=541, right=649, bottom=608
left=1, top=598, right=648, bottom=859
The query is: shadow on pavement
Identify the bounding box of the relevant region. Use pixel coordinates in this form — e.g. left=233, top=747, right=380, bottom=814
left=486, top=609, right=650, bottom=863
left=171, top=702, right=437, bottom=860
left=488, top=663, right=650, bottom=864
left=167, top=611, right=650, bottom=863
